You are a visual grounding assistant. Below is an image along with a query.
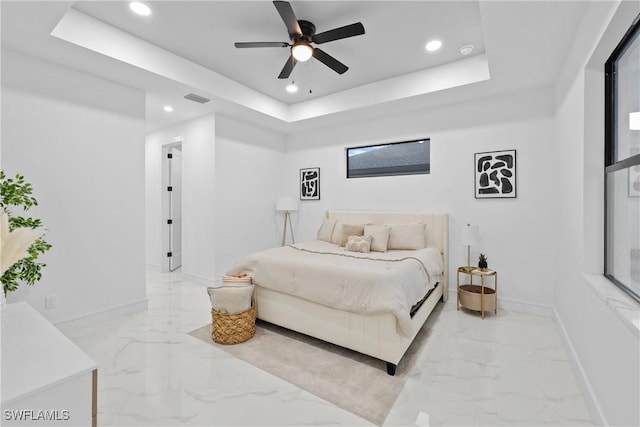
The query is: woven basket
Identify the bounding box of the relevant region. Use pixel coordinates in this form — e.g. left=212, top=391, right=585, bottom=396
left=211, top=303, right=256, bottom=345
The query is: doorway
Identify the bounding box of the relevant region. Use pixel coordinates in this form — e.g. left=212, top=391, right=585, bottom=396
left=163, top=143, right=183, bottom=272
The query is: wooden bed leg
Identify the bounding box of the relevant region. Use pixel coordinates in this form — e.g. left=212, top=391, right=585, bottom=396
left=386, top=362, right=397, bottom=376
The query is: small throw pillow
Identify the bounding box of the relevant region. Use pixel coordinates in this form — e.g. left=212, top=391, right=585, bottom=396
left=340, top=224, right=365, bottom=247
left=387, top=223, right=426, bottom=250
left=317, top=218, right=337, bottom=242
left=345, top=235, right=372, bottom=253
left=207, top=284, right=253, bottom=314
left=364, top=224, right=390, bottom=252
left=331, top=221, right=344, bottom=245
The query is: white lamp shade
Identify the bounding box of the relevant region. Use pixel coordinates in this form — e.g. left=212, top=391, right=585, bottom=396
left=461, top=224, right=479, bottom=246
left=276, top=196, right=298, bottom=212
left=291, top=42, right=313, bottom=61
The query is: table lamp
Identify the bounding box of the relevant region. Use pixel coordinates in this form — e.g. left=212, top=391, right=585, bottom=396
left=461, top=223, right=479, bottom=268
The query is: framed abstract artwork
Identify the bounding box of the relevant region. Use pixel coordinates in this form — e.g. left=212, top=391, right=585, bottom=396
left=474, top=150, right=517, bottom=199
left=300, top=167, right=320, bottom=200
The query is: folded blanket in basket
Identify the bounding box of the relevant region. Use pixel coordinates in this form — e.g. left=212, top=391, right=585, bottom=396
left=207, top=281, right=253, bottom=314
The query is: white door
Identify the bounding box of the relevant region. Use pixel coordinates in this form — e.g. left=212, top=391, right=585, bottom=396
left=169, top=147, right=182, bottom=271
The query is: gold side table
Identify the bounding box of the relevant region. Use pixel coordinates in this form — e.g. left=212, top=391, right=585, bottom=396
left=457, top=266, right=498, bottom=319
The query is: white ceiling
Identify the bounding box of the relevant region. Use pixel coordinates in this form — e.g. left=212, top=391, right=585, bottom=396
left=72, top=1, right=487, bottom=103
left=1, top=1, right=588, bottom=134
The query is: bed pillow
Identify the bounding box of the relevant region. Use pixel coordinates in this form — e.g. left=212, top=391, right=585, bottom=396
left=387, top=223, right=426, bottom=250
left=364, top=224, right=390, bottom=252
left=316, top=218, right=337, bottom=242
left=330, top=221, right=344, bottom=245
left=340, top=224, right=365, bottom=246
left=345, top=235, right=372, bottom=253
left=207, top=283, right=253, bottom=314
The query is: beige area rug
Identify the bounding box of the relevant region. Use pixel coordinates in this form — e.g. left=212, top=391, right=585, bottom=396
left=189, top=309, right=441, bottom=426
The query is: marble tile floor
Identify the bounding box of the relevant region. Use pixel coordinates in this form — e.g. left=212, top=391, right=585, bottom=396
left=65, top=271, right=593, bottom=426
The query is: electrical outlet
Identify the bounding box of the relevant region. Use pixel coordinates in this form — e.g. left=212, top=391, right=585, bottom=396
left=44, top=296, right=56, bottom=310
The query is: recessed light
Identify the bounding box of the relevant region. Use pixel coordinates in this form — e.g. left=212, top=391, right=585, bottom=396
left=459, top=44, right=474, bottom=56
left=286, top=82, right=298, bottom=93
left=425, top=40, right=442, bottom=52
left=163, top=105, right=173, bottom=112
left=129, top=2, right=151, bottom=16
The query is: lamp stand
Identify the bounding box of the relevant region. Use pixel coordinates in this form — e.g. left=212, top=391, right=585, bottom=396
left=467, top=245, right=471, bottom=269
left=281, top=211, right=295, bottom=246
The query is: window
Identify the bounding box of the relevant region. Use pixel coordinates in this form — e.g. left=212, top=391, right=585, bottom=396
left=605, top=14, right=640, bottom=302
left=346, top=139, right=430, bottom=178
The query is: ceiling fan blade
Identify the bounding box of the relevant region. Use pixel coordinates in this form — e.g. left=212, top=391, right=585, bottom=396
left=273, top=1, right=302, bottom=36
left=278, top=55, right=297, bottom=79
left=235, top=42, right=289, bottom=48
left=313, top=48, right=348, bottom=74
left=312, top=22, right=365, bottom=44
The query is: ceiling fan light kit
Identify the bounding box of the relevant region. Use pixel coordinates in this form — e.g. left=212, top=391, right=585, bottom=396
left=291, top=41, right=313, bottom=62
left=235, top=1, right=365, bottom=79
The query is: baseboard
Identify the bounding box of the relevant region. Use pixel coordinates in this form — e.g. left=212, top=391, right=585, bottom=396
left=552, top=307, right=607, bottom=426
left=183, top=272, right=219, bottom=287
left=448, top=289, right=552, bottom=317
left=447, top=288, right=605, bottom=424
left=497, top=296, right=553, bottom=317
left=55, top=298, right=148, bottom=333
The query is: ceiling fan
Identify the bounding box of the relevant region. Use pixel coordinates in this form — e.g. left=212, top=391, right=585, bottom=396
left=234, top=1, right=365, bottom=79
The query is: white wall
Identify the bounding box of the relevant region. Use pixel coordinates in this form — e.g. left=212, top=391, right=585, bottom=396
left=146, top=115, right=216, bottom=284
left=1, top=49, right=147, bottom=325
left=144, top=127, right=164, bottom=271
left=214, top=115, right=286, bottom=275
left=554, top=69, right=639, bottom=426
left=145, top=114, right=286, bottom=283
left=284, top=88, right=557, bottom=313
left=552, top=1, right=640, bottom=425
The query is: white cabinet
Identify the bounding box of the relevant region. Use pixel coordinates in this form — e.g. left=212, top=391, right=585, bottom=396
left=1, top=302, right=97, bottom=426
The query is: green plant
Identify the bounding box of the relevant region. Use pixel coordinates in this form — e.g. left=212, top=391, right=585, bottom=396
left=478, top=253, right=488, bottom=269
left=0, top=171, right=52, bottom=295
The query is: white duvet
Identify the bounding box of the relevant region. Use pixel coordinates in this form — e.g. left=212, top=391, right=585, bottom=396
left=226, top=240, right=444, bottom=337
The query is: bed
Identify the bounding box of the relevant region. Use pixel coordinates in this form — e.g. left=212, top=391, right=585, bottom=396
left=226, top=211, right=448, bottom=375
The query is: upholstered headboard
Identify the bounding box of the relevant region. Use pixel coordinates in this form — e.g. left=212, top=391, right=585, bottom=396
left=326, top=211, right=449, bottom=301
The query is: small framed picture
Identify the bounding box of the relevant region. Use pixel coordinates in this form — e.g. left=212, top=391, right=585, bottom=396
left=475, top=150, right=517, bottom=199
left=300, top=167, right=320, bottom=200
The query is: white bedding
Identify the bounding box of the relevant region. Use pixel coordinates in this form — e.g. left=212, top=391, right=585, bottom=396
left=226, top=240, right=444, bottom=337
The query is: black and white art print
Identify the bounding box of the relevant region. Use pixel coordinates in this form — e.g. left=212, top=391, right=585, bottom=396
left=300, top=167, right=320, bottom=200
left=475, top=150, right=517, bottom=199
